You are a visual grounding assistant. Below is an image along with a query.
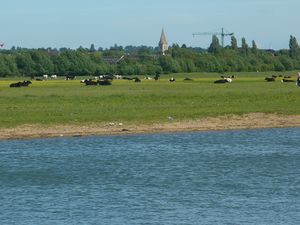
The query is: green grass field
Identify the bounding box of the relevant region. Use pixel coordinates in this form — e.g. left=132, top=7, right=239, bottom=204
left=0, top=72, right=299, bottom=128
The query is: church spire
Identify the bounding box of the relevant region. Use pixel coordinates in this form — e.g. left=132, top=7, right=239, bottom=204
left=159, top=28, right=168, bottom=55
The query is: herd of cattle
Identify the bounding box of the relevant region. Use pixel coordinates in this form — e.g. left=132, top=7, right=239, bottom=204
left=8, top=74, right=300, bottom=87
left=265, top=74, right=295, bottom=83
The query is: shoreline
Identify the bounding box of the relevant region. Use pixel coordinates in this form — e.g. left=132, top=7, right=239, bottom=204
left=1, top=113, right=300, bottom=140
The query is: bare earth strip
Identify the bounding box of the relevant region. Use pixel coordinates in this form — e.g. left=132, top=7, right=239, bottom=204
left=1, top=113, right=300, bottom=140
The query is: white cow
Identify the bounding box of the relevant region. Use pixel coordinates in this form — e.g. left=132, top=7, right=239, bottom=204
left=43, top=74, right=48, bottom=79
left=51, top=75, right=57, bottom=79
left=114, top=75, right=123, bottom=79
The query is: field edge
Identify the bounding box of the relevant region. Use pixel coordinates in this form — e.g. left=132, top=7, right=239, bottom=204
left=1, top=113, right=300, bottom=140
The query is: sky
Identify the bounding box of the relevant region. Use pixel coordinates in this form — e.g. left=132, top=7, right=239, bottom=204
left=0, top=0, right=299, bottom=50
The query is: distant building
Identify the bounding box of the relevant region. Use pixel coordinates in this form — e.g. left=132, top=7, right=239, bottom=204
left=159, top=29, right=168, bottom=55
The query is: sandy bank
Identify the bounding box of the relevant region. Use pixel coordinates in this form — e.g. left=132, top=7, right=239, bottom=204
left=1, top=113, right=300, bottom=140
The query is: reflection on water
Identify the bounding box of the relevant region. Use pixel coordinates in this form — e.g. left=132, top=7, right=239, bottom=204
left=0, top=128, right=300, bottom=224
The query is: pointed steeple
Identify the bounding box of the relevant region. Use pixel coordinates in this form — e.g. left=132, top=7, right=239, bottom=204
left=159, top=28, right=168, bottom=55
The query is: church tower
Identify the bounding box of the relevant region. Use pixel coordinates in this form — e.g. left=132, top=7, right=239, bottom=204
left=159, top=28, right=168, bottom=55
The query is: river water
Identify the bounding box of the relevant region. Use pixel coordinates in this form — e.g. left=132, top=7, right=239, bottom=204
left=0, top=128, right=300, bottom=224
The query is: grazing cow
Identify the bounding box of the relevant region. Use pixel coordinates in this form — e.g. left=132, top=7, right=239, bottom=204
left=51, top=75, right=57, bottom=79
left=144, top=76, right=152, bottom=80
left=134, top=78, right=141, bottom=83
left=184, top=77, right=193, bottom=81
left=283, top=75, right=291, bottom=79
left=43, top=74, right=48, bottom=79
left=169, top=77, right=176, bottom=82
left=66, top=75, right=76, bottom=80
left=272, top=75, right=277, bottom=78
left=114, top=75, right=123, bottom=79
left=281, top=79, right=295, bottom=83
left=265, top=77, right=276, bottom=82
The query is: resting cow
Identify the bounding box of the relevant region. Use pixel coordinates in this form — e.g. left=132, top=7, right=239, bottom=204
left=98, top=80, right=112, bottom=85
left=81, top=79, right=98, bottom=86
left=9, top=80, right=32, bottom=88
left=214, top=79, right=229, bottom=84
left=169, top=77, right=176, bottom=82
left=281, top=79, right=295, bottom=83
left=265, top=77, right=276, bottom=82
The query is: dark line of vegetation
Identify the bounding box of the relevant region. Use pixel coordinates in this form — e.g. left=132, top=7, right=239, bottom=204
left=0, top=35, right=300, bottom=77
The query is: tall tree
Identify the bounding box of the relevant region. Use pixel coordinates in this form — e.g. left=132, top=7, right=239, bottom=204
left=289, top=35, right=300, bottom=58
left=208, top=35, right=221, bottom=54
left=89, top=44, right=96, bottom=52
left=241, top=37, right=249, bottom=55
left=252, top=40, right=258, bottom=54
left=231, top=36, right=238, bottom=50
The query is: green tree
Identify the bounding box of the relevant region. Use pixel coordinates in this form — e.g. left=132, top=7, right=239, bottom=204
left=289, top=35, right=300, bottom=58
left=252, top=40, right=258, bottom=55
left=208, top=35, right=221, bottom=54
left=30, top=51, right=54, bottom=75
left=16, top=53, right=35, bottom=76
left=89, top=44, right=96, bottom=52
left=231, top=36, right=238, bottom=50
left=241, top=37, right=249, bottom=55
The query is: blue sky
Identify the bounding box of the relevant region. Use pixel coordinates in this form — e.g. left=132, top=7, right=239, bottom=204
left=0, top=0, right=299, bottom=49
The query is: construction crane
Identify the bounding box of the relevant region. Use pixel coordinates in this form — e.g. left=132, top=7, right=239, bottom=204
left=193, top=28, right=234, bottom=48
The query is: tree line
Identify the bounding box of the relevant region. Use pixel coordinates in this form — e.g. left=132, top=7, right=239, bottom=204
left=0, top=35, right=300, bottom=77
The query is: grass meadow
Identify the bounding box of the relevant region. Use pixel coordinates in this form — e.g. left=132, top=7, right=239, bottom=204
left=0, top=72, right=300, bottom=128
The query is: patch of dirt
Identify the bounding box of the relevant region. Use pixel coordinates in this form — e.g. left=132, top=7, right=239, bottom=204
left=1, top=113, right=300, bottom=140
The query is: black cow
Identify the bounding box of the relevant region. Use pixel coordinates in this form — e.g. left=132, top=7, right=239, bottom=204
left=81, top=79, right=98, bottom=86
left=214, top=79, right=229, bottom=84
left=154, top=74, right=160, bottom=81
left=265, top=77, right=276, bottom=82
left=221, top=75, right=235, bottom=79
left=169, top=77, right=176, bottom=82
left=9, top=80, right=32, bottom=88
left=134, top=78, right=141, bottom=83
left=297, top=78, right=300, bottom=87
left=281, top=79, right=295, bottom=83
left=21, top=80, right=32, bottom=86
left=9, top=82, right=22, bottom=87
left=98, top=80, right=112, bottom=85
left=184, top=77, right=193, bottom=81
left=284, top=75, right=291, bottom=79
left=66, top=75, right=76, bottom=80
